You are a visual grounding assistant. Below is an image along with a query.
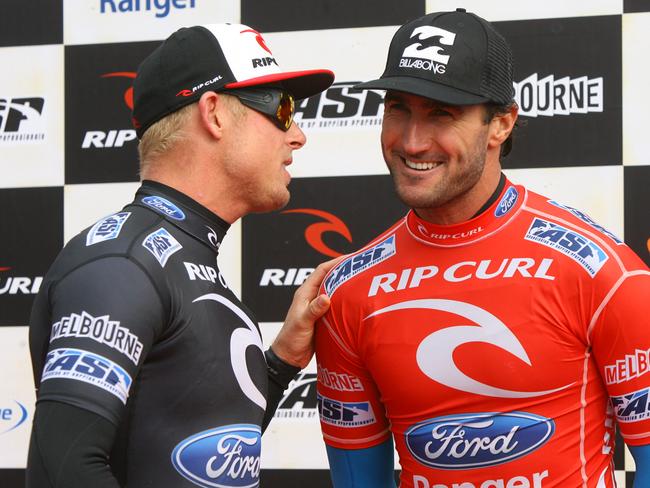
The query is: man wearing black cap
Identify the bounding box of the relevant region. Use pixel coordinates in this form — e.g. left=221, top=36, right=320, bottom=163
left=315, top=9, right=650, bottom=488
left=26, top=23, right=334, bottom=487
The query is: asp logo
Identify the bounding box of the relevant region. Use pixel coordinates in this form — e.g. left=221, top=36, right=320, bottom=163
left=275, top=373, right=318, bottom=419
left=42, top=348, right=133, bottom=404
left=294, top=82, right=384, bottom=130
left=317, top=394, right=376, bottom=428
left=142, top=228, right=183, bottom=267
left=82, top=72, right=137, bottom=149
left=100, top=0, right=196, bottom=18
left=0, top=97, right=46, bottom=145
left=514, top=73, right=603, bottom=118
left=324, top=235, right=396, bottom=296
left=524, top=218, right=608, bottom=277
left=612, top=387, right=650, bottom=423
left=399, top=26, right=456, bottom=73
left=0, top=267, right=42, bottom=295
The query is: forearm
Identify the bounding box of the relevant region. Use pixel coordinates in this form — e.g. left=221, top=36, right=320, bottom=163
left=262, top=347, right=300, bottom=432
left=326, top=439, right=397, bottom=488
left=26, top=401, right=121, bottom=488
left=629, top=444, right=650, bottom=488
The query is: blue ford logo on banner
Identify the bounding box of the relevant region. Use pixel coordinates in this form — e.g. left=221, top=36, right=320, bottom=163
left=171, top=424, right=261, bottom=487
left=405, top=411, right=554, bottom=469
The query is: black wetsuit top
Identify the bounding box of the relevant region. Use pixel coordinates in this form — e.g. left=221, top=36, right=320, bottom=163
left=27, top=180, right=297, bottom=487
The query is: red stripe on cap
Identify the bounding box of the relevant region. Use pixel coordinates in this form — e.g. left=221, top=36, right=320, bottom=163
left=224, top=69, right=334, bottom=90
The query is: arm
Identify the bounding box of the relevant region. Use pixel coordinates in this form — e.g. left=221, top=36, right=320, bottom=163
left=26, top=401, right=120, bottom=488
left=629, top=444, right=650, bottom=487
left=262, top=259, right=338, bottom=427
left=326, top=439, right=397, bottom=488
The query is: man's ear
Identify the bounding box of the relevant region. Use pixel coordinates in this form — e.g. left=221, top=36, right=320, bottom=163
left=197, top=91, right=225, bottom=140
left=487, top=103, right=518, bottom=149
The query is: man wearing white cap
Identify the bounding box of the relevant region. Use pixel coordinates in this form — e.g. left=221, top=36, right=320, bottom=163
left=315, top=9, right=650, bottom=488
left=26, top=23, right=334, bottom=487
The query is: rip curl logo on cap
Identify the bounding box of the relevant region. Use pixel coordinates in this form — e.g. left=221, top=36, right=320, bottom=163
left=400, top=26, right=456, bottom=73
left=241, top=28, right=272, bottom=55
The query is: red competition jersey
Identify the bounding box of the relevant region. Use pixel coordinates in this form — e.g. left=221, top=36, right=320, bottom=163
left=315, top=180, right=650, bottom=488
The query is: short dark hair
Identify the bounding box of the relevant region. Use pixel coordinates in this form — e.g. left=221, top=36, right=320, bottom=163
left=483, top=101, right=517, bottom=158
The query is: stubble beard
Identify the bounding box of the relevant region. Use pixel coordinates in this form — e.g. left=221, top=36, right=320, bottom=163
left=389, top=136, right=488, bottom=211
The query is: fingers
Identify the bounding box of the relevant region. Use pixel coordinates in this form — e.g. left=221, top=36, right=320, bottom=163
left=307, top=294, right=331, bottom=321
left=296, top=257, right=345, bottom=298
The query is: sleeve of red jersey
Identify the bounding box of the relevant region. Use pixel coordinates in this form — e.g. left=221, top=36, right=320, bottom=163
left=315, top=306, right=391, bottom=450
left=591, top=270, right=650, bottom=446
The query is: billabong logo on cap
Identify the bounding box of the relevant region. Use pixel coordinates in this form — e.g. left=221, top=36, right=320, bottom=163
left=400, top=26, right=456, bottom=74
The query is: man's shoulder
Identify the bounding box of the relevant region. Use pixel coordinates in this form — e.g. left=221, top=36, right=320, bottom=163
left=520, top=189, right=650, bottom=275
left=322, top=217, right=408, bottom=298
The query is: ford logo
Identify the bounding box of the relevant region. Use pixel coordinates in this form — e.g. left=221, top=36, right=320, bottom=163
left=405, top=411, right=554, bottom=469
left=495, top=186, right=518, bottom=217
left=0, top=401, right=28, bottom=435
left=172, top=424, right=261, bottom=487
left=142, top=196, right=186, bottom=220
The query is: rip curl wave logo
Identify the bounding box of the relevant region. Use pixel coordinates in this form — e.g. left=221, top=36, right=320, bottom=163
left=405, top=412, right=555, bottom=469
left=365, top=299, right=573, bottom=398
left=281, top=208, right=352, bottom=258
left=172, top=424, right=261, bottom=488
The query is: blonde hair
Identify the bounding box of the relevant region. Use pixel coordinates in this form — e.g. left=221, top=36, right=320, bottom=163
left=138, top=93, right=246, bottom=176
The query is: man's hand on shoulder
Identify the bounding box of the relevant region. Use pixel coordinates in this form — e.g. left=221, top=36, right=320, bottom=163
left=271, top=258, right=340, bottom=368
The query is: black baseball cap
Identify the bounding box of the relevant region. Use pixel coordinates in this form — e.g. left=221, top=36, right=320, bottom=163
left=355, top=9, right=514, bottom=106
left=132, top=23, right=335, bottom=138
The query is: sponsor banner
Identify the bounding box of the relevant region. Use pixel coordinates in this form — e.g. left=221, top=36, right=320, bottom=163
left=64, top=182, right=139, bottom=243
left=624, top=0, right=650, bottom=13
left=0, top=45, right=64, bottom=188
left=241, top=175, right=406, bottom=321
left=623, top=13, right=650, bottom=165
left=265, top=27, right=399, bottom=178
left=65, top=41, right=159, bottom=184
left=243, top=0, right=423, bottom=32
left=0, top=187, right=63, bottom=326
left=0, top=0, right=62, bottom=47
left=426, top=0, right=622, bottom=21
left=624, top=165, right=650, bottom=267
left=63, top=0, right=239, bottom=45
left=497, top=15, right=622, bottom=168
left=0, top=327, right=34, bottom=468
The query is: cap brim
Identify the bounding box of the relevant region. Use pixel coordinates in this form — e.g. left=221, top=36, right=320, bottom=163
left=354, top=76, right=489, bottom=106
left=225, top=69, right=334, bottom=100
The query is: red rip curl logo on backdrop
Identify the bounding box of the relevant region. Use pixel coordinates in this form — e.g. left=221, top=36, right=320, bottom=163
left=281, top=209, right=352, bottom=258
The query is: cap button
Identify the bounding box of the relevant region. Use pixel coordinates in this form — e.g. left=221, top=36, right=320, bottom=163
left=456, top=7, right=467, bottom=12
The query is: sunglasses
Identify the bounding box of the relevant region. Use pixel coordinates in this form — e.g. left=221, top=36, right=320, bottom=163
left=228, top=88, right=295, bottom=131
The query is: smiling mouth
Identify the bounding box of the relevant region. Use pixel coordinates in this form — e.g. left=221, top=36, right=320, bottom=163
left=404, top=159, right=441, bottom=171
